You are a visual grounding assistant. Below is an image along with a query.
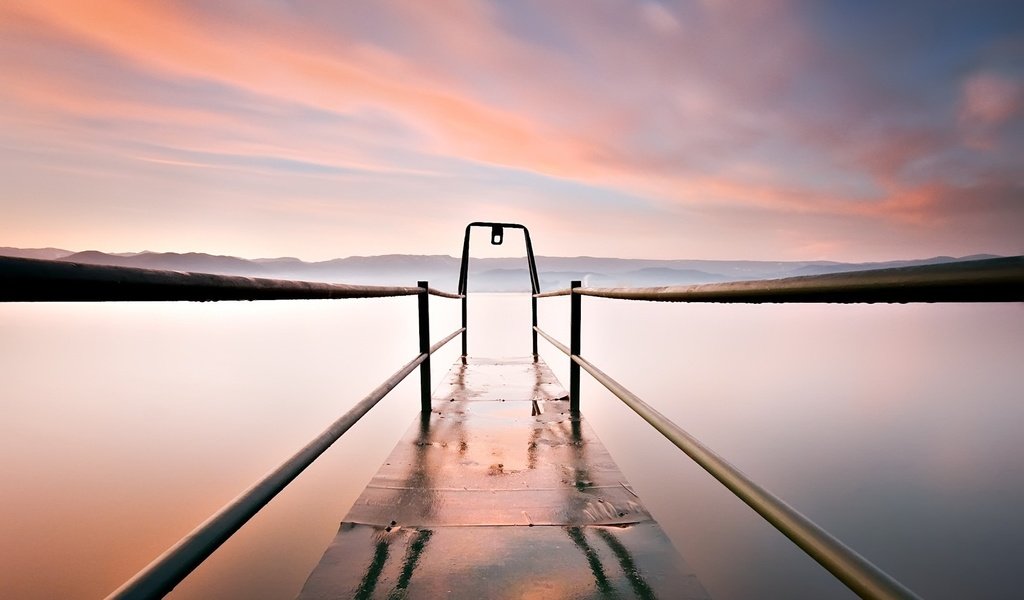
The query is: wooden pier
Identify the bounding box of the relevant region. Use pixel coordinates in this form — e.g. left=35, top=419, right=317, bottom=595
left=298, top=357, right=709, bottom=599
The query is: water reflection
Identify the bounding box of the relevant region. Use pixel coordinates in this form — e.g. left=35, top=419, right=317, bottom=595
left=596, top=528, right=656, bottom=599
left=406, top=411, right=441, bottom=521
left=392, top=529, right=432, bottom=597
left=566, top=526, right=615, bottom=596
left=350, top=527, right=433, bottom=600
left=1, top=299, right=1020, bottom=599
left=539, top=299, right=1024, bottom=599
left=527, top=400, right=541, bottom=470
left=344, top=411, right=443, bottom=598
left=564, top=526, right=661, bottom=600
left=353, top=536, right=390, bottom=600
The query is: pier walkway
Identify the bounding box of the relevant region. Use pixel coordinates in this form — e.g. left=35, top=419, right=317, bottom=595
left=298, top=357, right=708, bottom=599
left=3, top=221, right=1020, bottom=599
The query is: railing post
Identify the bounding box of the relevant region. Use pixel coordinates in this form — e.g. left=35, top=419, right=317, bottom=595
left=524, top=228, right=540, bottom=359
left=461, top=295, right=468, bottom=359
left=570, top=280, right=581, bottom=414
left=531, top=295, right=538, bottom=358
left=418, top=281, right=431, bottom=412
left=458, top=224, right=471, bottom=359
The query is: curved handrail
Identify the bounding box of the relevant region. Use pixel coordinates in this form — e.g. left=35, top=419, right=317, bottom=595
left=457, top=221, right=539, bottom=295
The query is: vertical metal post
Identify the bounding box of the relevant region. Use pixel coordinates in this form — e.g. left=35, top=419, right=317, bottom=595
left=570, top=280, right=581, bottom=414
left=531, top=295, right=538, bottom=358
left=524, top=228, right=540, bottom=359
left=461, top=295, right=468, bottom=358
left=458, top=224, right=471, bottom=358
left=418, top=281, right=431, bottom=412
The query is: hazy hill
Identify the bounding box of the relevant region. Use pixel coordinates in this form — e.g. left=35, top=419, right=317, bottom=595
left=786, top=255, right=1000, bottom=277
left=0, top=247, right=74, bottom=260
left=63, top=251, right=272, bottom=276
left=0, top=247, right=1003, bottom=292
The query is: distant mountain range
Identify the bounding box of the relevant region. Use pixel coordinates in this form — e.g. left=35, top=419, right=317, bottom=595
left=0, top=246, right=1002, bottom=292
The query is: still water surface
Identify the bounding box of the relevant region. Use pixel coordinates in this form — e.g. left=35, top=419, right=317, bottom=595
left=1, top=295, right=1021, bottom=599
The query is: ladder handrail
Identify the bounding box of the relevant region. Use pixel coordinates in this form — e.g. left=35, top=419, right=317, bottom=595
left=456, top=221, right=541, bottom=356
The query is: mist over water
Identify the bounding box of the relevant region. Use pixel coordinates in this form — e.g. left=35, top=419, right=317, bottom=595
left=1, top=296, right=1021, bottom=599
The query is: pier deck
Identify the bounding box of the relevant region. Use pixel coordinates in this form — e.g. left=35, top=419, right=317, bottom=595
left=298, top=357, right=709, bottom=599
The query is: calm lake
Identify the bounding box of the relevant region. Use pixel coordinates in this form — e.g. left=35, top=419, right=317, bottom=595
left=1, top=295, right=1021, bottom=599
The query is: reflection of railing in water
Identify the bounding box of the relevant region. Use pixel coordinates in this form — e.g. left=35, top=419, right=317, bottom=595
left=352, top=527, right=433, bottom=600
left=2, top=229, right=1021, bottom=600
left=567, top=526, right=615, bottom=595
left=565, top=522, right=660, bottom=599
left=349, top=408, right=440, bottom=600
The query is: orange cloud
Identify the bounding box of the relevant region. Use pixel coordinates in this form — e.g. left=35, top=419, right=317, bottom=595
left=1, top=0, right=1020, bottom=260
left=1, top=1, right=595, bottom=175
left=0, top=1, right=926, bottom=218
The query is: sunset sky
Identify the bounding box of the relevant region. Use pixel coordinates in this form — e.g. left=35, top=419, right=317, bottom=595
left=1, top=0, right=1021, bottom=261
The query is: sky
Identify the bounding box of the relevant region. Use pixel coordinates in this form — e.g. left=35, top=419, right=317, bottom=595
left=0, top=0, right=1021, bottom=261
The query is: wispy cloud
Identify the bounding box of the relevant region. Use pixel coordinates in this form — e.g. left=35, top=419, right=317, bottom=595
left=0, top=0, right=1020, bottom=259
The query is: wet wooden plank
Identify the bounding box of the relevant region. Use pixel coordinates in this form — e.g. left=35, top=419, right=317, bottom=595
left=298, top=357, right=709, bottom=599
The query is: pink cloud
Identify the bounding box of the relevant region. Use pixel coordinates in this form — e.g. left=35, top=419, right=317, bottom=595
left=959, top=71, right=1024, bottom=149
left=961, top=72, right=1024, bottom=127
left=0, top=0, right=909, bottom=215
left=640, top=2, right=682, bottom=35
left=1, top=0, right=1020, bottom=260
left=1, top=2, right=582, bottom=169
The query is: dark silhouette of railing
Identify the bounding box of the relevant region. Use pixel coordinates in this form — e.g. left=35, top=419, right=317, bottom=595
left=0, top=255, right=461, bottom=301
left=1, top=237, right=1021, bottom=600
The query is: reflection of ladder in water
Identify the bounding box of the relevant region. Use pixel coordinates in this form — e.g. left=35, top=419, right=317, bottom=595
left=298, top=356, right=708, bottom=598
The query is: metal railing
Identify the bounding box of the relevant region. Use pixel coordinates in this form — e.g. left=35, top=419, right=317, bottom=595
left=0, top=255, right=461, bottom=301
left=0, top=255, right=463, bottom=599
left=5, top=241, right=1022, bottom=600
left=534, top=256, right=1023, bottom=303
left=534, top=256, right=1023, bottom=600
